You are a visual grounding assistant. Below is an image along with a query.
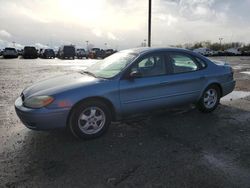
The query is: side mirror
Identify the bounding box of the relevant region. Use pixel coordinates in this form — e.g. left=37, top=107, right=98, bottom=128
left=129, top=70, right=142, bottom=79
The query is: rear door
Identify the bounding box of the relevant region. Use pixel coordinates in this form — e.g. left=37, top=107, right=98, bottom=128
left=163, top=51, right=207, bottom=104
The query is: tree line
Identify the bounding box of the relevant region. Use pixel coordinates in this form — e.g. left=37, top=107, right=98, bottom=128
left=171, top=41, right=250, bottom=51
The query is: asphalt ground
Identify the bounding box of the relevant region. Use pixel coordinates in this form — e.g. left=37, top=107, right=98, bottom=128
left=0, top=56, right=250, bottom=188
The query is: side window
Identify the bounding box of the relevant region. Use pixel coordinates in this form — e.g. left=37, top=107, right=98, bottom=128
left=195, top=57, right=207, bottom=68
left=131, top=55, right=166, bottom=77
left=168, top=53, right=199, bottom=74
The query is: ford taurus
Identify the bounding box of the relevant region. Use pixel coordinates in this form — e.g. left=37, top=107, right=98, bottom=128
left=15, top=48, right=235, bottom=139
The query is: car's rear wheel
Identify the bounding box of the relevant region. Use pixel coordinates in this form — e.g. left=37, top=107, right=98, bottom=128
left=197, top=85, right=220, bottom=113
left=69, top=100, right=111, bottom=139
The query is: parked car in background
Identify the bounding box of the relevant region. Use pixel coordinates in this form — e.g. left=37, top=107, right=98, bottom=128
left=23, top=46, right=38, bottom=59
left=15, top=48, right=235, bottom=139
left=2, top=47, right=18, bottom=58
left=89, top=48, right=101, bottom=59
left=217, top=50, right=226, bottom=56
left=225, top=48, right=242, bottom=56
left=38, top=49, right=43, bottom=57
left=193, top=48, right=212, bottom=56
left=209, top=50, right=219, bottom=56
left=0, top=49, right=2, bottom=56
left=17, top=49, right=23, bottom=56
left=54, top=50, right=58, bottom=57
left=40, top=49, right=55, bottom=59
left=105, top=49, right=116, bottom=58
left=76, top=48, right=88, bottom=59
left=58, top=45, right=75, bottom=59
left=241, top=50, right=250, bottom=56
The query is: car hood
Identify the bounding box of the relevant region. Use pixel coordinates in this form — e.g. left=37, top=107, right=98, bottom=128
left=22, top=72, right=100, bottom=98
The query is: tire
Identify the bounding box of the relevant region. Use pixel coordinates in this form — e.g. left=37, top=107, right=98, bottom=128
left=69, top=100, right=111, bottom=139
left=197, top=85, right=221, bottom=113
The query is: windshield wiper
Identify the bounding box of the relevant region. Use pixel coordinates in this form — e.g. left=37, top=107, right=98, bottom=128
left=81, top=71, right=97, bottom=78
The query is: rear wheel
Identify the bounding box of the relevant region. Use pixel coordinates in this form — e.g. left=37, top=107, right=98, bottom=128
left=69, top=100, right=111, bottom=139
left=197, top=85, right=221, bottom=113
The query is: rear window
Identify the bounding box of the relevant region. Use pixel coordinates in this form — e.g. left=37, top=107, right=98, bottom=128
left=24, top=47, right=36, bottom=50
left=5, top=48, right=15, bottom=51
left=63, top=46, right=75, bottom=52
left=64, top=46, right=74, bottom=49
left=45, top=49, right=54, bottom=53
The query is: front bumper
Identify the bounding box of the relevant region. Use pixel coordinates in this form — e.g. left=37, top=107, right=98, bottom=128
left=15, top=97, right=70, bottom=130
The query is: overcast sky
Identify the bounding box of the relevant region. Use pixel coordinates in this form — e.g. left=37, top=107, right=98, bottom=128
left=0, top=0, right=250, bottom=50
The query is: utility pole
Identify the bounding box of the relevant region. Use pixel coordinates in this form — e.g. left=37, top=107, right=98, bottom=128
left=148, top=0, right=151, bottom=47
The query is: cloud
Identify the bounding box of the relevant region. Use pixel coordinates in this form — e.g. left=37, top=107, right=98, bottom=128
left=92, top=28, right=103, bottom=37
left=19, top=7, right=50, bottom=23
left=0, top=30, right=12, bottom=38
left=0, top=0, right=250, bottom=49
left=156, top=14, right=178, bottom=26
left=107, top=32, right=118, bottom=40
left=34, top=43, right=49, bottom=49
left=0, top=39, right=23, bottom=49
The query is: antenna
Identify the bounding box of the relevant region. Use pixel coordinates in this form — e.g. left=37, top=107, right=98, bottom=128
left=225, top=33, right=233, bottom=64
left=148, top=0, right=151, bottom=47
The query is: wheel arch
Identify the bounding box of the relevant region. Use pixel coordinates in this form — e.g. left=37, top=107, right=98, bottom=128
left=66, top=96, right=117, bottom=127
left=200, top=82, right=223, bottom=100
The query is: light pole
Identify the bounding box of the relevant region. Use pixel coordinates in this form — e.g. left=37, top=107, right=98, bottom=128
left=219, top=37, right=223, bottom=50
left=12, top=41, right=16, bottom=48
left=86, top=40, right=89, bottom=50
left=104, top=43, right=107, bottom=49
left=148, top=0, right=152, bottom=47
left=144, top=39, right=147, bottom=47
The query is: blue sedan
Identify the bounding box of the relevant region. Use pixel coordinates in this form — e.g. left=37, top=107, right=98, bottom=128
left=15, top=48, right=235, bottom=139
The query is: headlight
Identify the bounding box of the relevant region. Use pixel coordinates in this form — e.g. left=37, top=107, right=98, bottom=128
left=24, top=96, right=54, bottom=109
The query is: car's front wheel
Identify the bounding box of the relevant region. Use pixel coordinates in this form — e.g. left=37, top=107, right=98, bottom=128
left=69, top=100, right=111, bottom=139
left=197, top=85, right=221, bottom=113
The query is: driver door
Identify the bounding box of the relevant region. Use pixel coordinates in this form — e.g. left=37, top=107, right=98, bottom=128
left=119, top=52, right=171, bottom=116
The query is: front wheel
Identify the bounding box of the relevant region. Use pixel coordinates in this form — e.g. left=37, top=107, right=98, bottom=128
left=197, top=85, right=221, bottom=113
left=69, top=100, right=111, bottom=139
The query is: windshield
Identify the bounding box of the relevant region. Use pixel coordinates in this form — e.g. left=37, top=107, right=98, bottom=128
left=85, top=52, right=137, bottom=78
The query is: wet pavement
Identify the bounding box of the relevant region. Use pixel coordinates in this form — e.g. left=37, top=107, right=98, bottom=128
left=0, top=56, right=250, bottom=187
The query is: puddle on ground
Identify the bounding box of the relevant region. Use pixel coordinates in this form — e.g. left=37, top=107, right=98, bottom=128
left=221, top=91, right=250, bottom=102
left=240, top=71, right=250, bottom=75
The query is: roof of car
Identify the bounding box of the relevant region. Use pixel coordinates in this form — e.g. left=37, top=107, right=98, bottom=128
left=5, top=47, right=16, bottom=50
left=120, top=47, right=192, bottom=55
left=24, top=46, right=36, bottom=49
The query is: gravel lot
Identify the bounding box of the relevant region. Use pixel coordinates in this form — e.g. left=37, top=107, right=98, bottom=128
left=1, top=56, right=250, bottom=188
